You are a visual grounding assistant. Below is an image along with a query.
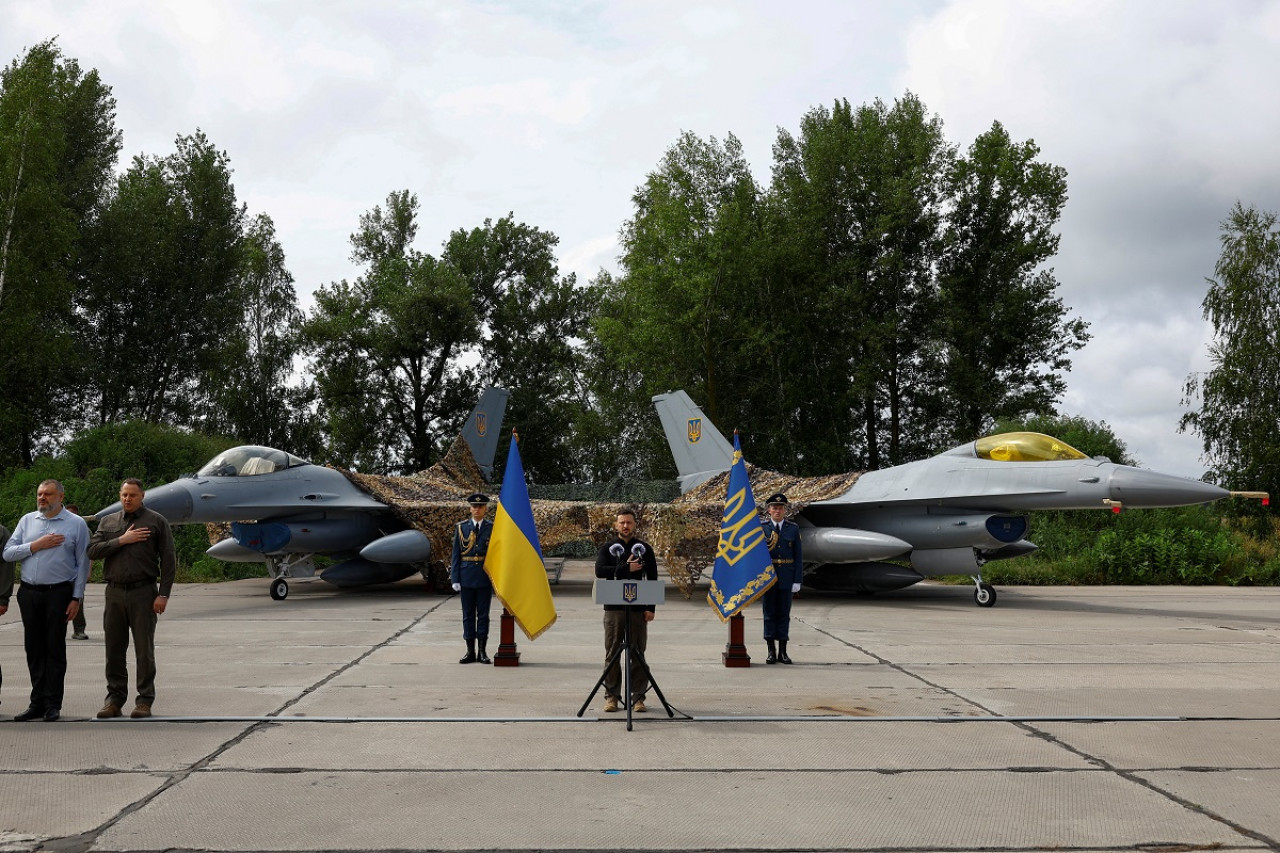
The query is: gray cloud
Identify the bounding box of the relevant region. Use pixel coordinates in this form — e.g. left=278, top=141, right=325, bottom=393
left=6, top=0, right=1276, bottom=479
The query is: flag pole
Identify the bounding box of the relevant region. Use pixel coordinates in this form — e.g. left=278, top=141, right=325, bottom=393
left=494, top=608, right=520, bottom=666
left=723, top=427, right=751, bottom=666
left=723, top=612, right=751, bottom=667
left=493, top=428, right=523, bottom=666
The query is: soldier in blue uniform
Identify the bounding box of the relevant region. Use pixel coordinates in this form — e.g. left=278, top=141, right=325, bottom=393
left=761, top=492, right=802, bottom=664
left=450, top=493, right=493, bottom=664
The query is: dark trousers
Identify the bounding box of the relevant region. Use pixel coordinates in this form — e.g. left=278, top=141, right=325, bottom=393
left=103, top=583, right=158, bottom=706
left=459, top=585, right=492, bottom=640
left=761, top=581, right=793, bottom=641
left=73, top=599, right=86, bottom=632
left=16, top=582, right=74, bottom=711
left=603, top=609, right=650, bottom=702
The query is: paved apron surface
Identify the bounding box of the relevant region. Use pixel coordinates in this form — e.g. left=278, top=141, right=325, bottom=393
left=3, top=563, right=1280, bottom=852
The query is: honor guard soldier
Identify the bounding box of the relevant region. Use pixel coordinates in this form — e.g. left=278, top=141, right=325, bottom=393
left=450, top=493, right=494, bottom=664
left=761, top=492, right=802, bottom=664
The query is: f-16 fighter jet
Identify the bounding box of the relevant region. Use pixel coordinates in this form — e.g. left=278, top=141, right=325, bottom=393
left=654, top=390, right=1239, bottom=607
left=95, top=389, right=509, bottom=600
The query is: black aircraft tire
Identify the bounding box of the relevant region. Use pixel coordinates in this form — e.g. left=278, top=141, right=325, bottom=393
left=270, top=578, right=289, bottom=601
left=974, top=583, right=996, bottom=607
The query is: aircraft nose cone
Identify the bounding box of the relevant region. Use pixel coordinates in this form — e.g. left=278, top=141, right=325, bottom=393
left=1108, top=466, right=1229, bottom=508
left=136, top=481, right=195, bottom=522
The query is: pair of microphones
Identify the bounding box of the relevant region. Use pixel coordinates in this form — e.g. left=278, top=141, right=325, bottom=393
left=609, top=542, right=647, bottom=569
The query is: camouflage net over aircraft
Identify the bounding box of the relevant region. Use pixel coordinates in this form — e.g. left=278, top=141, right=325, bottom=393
left=338, top=437, right=863, bottom=597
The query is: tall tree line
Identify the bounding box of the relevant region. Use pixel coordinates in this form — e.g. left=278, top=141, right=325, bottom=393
left=3, top=40, right=1094, bottom=487
left=588, top=93, right=1090, bottom=476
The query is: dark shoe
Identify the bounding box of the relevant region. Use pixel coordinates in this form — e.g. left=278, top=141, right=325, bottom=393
left=778, top=641, right=792, bottom=664
left=72, top=630, right=89, bottom=640
left=130, top=703, right=152, bottom=719
left=459, top=638, right=476, bottom=664
left=476, top=638, right=490, bottom=664
left=43, top=708, right=61, bottom=722
left=13, top=706, right=44, bottom=722
left=97, top=702, right=122, bottom=719
left=766, top=639, right=777, bottom=664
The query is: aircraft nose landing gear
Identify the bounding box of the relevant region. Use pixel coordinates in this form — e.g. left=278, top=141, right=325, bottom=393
left=270, top=578, right=289, bottom=600
left=971, top=574, right=997, bottom=607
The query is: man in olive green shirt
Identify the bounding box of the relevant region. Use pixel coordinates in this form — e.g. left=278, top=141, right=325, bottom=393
left=87, top=479, right=176, bottom=719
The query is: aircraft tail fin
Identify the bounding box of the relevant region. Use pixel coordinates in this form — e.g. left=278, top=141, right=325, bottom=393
left=652, top=390, right=735, bottom=492
left=462, top=387, right=511, bottom=480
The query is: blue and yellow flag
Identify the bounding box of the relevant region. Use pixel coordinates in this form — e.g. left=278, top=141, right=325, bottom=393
left=708, top=432, right=776, bottom=621
left=485, top=432, right=557, bottom=639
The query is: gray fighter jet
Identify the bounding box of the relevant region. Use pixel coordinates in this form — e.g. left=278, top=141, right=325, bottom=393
left=95, top=388, right=510, bottom=600
left=654, top=390, right=1236, bottom=606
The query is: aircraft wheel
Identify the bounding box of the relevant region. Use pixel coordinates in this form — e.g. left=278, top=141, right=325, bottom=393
left=974, top=583, right=996, bottom=607
left=270, top=578, right=289, bottom=601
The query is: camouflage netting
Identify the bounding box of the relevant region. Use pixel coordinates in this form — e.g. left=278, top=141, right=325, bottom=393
left=337, top=436, right=863, bottom=597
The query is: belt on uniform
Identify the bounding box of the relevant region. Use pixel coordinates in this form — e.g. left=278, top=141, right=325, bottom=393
left=21, top=580, right=73, bottom=590
left=108, top=580, right=155, bottom=590
left=462, top=556, right=486, bottom=562
left=772, top=559, right=795, bottom=565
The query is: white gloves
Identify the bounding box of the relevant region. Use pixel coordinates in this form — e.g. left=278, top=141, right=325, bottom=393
left=791, top=583, right=801, bottom=594
left=452, top=582, right=462, bottom=592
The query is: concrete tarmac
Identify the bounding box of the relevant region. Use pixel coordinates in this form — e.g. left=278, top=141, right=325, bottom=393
left=3, top=562, right=1280, bottom=852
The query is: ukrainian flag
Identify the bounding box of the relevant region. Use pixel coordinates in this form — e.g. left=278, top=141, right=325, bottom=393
left=485, top=432, right=557, bottom=639
left=708, top=432, right=776, bottom=620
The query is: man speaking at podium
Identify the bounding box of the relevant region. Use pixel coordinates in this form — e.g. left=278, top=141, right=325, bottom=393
left=594, top=508, right=657, bottom=713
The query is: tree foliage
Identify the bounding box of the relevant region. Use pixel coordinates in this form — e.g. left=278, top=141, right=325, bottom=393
left=0, top=39, right=120, bottom=466
left=1181, top=202, right=1280, bottom=505
left=936, top=121, right=1088, bottom=443
left=590, top=94, right=1087, bottom=477
left=80, top=130, right=249, bottom=428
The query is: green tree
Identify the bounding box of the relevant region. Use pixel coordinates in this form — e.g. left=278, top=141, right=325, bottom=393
left=200, top=213, right=314, bottom=453
left=443, top=215, right=593, bottom=481
left=1181, top=202, right=1280, bottom=505
left=0, top=40, right=120, bottom=466
left=935, top=121, right=1089, bottom=444
left=770, top=93, right=952, bottom=470
left=81, top=130, right=247, bottom=428
left=588, top=131, right=771, bottom=476
left=304, top=191, right=477, bottom=472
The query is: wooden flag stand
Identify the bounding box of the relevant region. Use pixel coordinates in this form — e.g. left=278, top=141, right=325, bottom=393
left=722, top=613, right=751, bottom=667
left=493, top=609, right=520, bottom=666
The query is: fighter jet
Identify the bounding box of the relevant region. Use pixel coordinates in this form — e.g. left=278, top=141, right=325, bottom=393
left=654, top=390, right=1236, bottom=607
left=95, top=388, right=510, bottom=600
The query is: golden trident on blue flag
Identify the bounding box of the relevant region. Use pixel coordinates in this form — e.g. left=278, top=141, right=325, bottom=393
left=708, top=431, right=776, bottom=621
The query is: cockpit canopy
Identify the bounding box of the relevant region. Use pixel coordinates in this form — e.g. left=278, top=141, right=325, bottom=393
left=197, top=446, right=309, bottom=477
left=973, top=432, right=1088, bottom=462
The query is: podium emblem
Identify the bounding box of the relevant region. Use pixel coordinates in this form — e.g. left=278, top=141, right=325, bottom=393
left=623, top=581, right=638, bottom=603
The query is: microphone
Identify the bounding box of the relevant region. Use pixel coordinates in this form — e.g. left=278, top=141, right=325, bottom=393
left=608, top=543, right=624, bottom=559
left=630, top=543, right=646, bottom=560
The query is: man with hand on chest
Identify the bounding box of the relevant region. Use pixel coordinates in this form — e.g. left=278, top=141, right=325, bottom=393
left=88, top=478, right=176, bottom=719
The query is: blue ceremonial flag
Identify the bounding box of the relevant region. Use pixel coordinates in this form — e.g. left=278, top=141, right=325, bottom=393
left=485, top=432, right=557, bottom=639
left=708, top=432, right=776, bottom=621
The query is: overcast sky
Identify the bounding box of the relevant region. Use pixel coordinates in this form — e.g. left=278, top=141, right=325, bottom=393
left=6, top=0, right=1279, bottom=478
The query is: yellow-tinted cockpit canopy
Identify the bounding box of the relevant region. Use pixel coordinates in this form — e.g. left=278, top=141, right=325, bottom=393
left=975, top=432, right=1088, bottom=462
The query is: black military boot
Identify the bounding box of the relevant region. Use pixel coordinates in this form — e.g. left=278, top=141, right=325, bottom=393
left=477, top=637, right=491, bottom=664
left=778, top=640, right=792, bottom=664
left=766, top=639, right=777, bottom=664
left=459, top=639, right=477, bottom=664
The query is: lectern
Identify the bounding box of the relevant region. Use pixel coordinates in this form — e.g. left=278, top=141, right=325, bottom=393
left=577, top=579, right=673, bottom=730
